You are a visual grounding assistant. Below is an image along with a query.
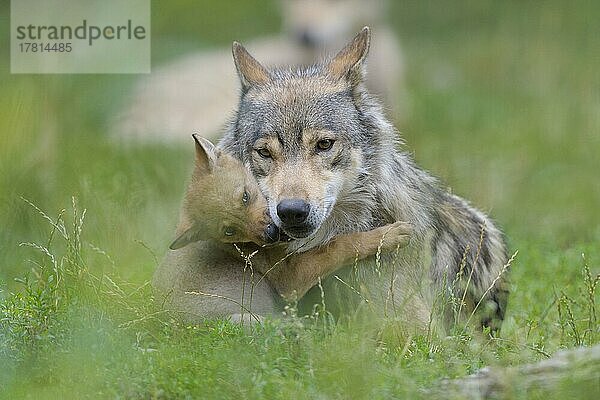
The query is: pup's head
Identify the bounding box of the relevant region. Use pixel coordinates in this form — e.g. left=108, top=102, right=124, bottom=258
left=230, top=28, right=373, bottom=239
left=169, top=135, right=280, bottom=250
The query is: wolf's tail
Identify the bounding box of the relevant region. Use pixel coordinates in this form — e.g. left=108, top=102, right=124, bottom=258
left=479, top=279, right=510, bottom=333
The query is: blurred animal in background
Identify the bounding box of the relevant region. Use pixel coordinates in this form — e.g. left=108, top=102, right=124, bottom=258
left=281, top=0, right=406, bottom=117
left=112, top=0, right=406, bottom=143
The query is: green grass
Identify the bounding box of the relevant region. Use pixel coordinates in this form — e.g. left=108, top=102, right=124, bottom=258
left=1, top=1, right=599, bottom=398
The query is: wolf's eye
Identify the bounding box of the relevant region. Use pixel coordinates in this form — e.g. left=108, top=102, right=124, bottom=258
left=242, top=191, right=250, bottom=206
left=224, top=227, right=236, bottom=237
left=316, top=139, right=334, bottom=151
left=256, top=148, right=272, bottom=158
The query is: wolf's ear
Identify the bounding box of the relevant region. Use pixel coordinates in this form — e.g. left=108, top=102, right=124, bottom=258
left=232, top=42, right=270, bottom=91
left=169, top=225, right=207, bottom=250
left=327, top=26, right=371, bottom=85
left=192, top=133, right=217, bottom=173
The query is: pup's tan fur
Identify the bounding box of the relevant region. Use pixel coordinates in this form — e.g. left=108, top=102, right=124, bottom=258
left=152, top=135, right=412, bottom=321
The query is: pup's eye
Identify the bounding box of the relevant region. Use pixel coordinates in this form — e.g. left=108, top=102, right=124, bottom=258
left=224, top=227, right=236, bottom=237
left=256, top=148, right=272, bottom=158
left=316, top=139, right=334, bottom=151
left=242, top=191, right=250, bottom=206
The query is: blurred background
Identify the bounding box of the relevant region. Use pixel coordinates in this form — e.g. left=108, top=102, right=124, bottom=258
left=1, top=0, right=599, bottom=292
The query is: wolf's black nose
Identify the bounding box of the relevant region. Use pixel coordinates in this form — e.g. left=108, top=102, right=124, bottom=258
left=277, top=199, right=310, bottom=226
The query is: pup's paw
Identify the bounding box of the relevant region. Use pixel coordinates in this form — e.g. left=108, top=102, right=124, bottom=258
left=377, top=221, right=412, bottom=251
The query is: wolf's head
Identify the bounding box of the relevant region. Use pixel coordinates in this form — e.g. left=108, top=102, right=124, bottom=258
left=226, top=28, right=383, bottom=241
left=170, top=135, right=280, bottom=250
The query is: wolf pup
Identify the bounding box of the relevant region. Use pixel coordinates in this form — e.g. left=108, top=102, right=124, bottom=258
left=219, top=27, right=509, bottom=332
left=152, top=135, right=412, bottom=322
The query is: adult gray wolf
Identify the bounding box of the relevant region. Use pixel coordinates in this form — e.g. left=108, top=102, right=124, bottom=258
left=219, top=27, right=509, bottom=332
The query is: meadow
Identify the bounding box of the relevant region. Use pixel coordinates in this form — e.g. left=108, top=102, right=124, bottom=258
left=1, top=1, right=599, bottom=398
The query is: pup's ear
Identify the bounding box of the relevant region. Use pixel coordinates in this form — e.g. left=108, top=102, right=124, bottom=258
left=169, top=225, right=207, bottom=250
left=192, top=134, right=217, bottom=173
left=232, top=42, right=270, bottom=91
left=326, top=26, right=371, bottom=85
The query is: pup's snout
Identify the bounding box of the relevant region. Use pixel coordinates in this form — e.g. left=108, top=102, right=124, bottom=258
left=277, top=199, right=310, bottom=226
left=264, top=223, right=280, bottom=243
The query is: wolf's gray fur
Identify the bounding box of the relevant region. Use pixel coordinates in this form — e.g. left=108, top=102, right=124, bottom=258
left=220, top=28, right=509, bottom=332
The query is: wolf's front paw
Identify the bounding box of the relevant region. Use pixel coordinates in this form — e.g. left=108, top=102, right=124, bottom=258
left=377, top=221, right=412, bottom=251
